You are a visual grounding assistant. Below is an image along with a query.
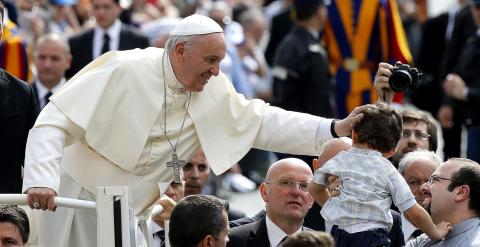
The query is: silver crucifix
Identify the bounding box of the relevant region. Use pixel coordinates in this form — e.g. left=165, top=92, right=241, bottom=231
left=166, top=153, right=185, bottom=183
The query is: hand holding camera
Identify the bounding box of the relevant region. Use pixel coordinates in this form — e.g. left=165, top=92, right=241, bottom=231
left=374, top=62, right=423, bottom=102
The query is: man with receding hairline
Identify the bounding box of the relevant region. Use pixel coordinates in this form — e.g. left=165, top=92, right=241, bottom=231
left=32, top=33, right=71, bottom=109
left=397, top=150, right=442, bottom=241
left=228, top=158, right=315, bottom=247
left=407, top=158, right=480, bottom=247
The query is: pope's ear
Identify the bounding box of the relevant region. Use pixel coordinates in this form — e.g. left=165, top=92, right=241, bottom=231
left=174, top=42, right=186, bottom=58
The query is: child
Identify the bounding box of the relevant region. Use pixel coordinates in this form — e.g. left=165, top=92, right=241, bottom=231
left=308, top=102, right=451, bottom=247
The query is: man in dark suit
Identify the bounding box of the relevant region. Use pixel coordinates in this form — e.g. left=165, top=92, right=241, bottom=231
left=438, top=0, right=477, bottom=160
left=230, top=138, right=406, bottom=247
left=271, top=0, right=335, bottom=166
left=0, top=3, right=40, bottom=193
left=65, top=0, right=149, bottom=78
left=411, top=11, right=450, bottom=117
left=228, top=158, right=315, bottom=247
left=441, top=0, right=480, bottom=163
left=32, top=33, right=71, bottom=109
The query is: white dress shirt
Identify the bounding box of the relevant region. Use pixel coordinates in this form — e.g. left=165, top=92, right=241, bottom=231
left=401, top=212, right=418, bottom=242
left=93, top=19, right=122, bottom=59
left=265, top=215, right=302, bottom=247
left=151, top=221, right=164, bottom=247
left=34, top=78, right=66, bottom=109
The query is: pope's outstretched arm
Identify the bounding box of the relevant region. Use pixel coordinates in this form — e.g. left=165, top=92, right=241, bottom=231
left=251, top=104, right=364, bottom=155
left=23, top=103, right=84, bottom=211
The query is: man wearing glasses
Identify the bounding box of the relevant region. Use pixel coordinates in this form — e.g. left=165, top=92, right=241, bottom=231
left=407, top=158, right=480, bottom=247
left=228, top=158, right=315, bottom=247
left=398, top=151, right=443, bottom=241
left=392, top=108, right=439, bottom=167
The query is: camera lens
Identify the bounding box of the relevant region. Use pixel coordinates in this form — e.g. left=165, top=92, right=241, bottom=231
left=389, top=69, right=412, bottom=92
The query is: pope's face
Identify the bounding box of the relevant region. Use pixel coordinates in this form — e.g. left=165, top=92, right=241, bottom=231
left=175, top=33, right=226, bottom=92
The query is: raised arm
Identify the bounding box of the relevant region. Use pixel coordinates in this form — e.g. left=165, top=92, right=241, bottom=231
left=404, top=203, right=452, bottom=241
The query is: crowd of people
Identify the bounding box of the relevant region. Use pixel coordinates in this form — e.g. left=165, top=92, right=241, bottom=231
left=1, top=0, right=480, bottom=246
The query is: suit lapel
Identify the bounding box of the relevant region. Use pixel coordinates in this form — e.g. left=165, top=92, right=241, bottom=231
left=31, top=81, right=41, bottom=105
left=248, top=217, right=271, bottom=247
left=118, top=25, right=130, bottom=50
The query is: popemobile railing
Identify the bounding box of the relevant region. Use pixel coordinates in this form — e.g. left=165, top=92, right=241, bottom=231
left=0, top=186, right=141, bottom=247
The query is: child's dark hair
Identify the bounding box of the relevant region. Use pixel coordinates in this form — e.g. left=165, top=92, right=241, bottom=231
left=353, top=102, right=402, bottom=153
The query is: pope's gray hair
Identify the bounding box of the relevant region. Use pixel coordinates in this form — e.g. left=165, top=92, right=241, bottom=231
left=398, top=150, right=442, bottom=175
left=165, top=35, right=200, bottom=53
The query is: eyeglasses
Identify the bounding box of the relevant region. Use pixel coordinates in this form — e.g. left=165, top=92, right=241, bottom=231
left=427, top=175, right=452, bottom=185
left=265, top=178, right=310, bottom=192
left=402, top=129, right=430, bottom=140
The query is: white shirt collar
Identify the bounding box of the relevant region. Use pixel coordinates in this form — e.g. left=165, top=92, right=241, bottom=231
left=93, top=20, right=122, bottom=58
left=151, top=221, right=163, bottom=233
left=265, top=215, right=302, bottom=247
left=35, top=78, right=67, bottom=108
left=163, top=50, right=186, bottom=94
left=401, top=212, right=417, bottom=242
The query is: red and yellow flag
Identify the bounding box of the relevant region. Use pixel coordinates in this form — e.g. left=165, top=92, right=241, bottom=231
left=323, top=0, right=412, bottom=117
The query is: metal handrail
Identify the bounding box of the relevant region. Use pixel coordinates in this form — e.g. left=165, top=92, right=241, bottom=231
left=0, top=194, right=96, bottom=210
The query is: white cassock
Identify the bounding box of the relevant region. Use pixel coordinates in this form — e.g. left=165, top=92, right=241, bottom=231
left=22, top=47, right=333, bottom=247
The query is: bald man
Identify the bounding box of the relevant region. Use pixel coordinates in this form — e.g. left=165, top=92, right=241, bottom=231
left=228, top=158, right=314, bottom=247
left=32, top=33, right=71, bottom=109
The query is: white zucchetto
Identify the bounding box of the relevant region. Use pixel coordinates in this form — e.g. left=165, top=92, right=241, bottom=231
left=170, top=14, right=223, bottom=36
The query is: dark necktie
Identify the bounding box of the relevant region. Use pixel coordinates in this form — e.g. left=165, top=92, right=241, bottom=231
left=44, top=91, right=52, bottom=107
left=278, top=235, right=288, bottom=246
left=101, top=33, right=110, bottom=55
left=410, top=229, right=423, bottom=239
left=155, top=230, right=165, bottom=247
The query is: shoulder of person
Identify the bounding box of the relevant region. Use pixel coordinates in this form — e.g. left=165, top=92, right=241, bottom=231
left=229, top=217, right=264, bottom=237
left=0, top=69, right=31, bottom=93
left=405, top=234, right=431, bottom=247
left=69, top=29, right=94, bottom=42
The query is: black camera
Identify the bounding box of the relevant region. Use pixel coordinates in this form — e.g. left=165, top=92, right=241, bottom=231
left=388, top=63, right=422, bottom=92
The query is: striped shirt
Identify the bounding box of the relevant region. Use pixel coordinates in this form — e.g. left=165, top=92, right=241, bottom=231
left=313, top=147, right=416, bottom=230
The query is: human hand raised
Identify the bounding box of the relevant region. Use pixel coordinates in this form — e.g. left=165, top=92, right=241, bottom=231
left=333, top=106, right=365, bottom=137
left=443, top=74, right=467, bottom=101
left=27, top=187, right=57, bottom=211
left=152, top=196, right=177, bottom=227
left=431, top=221, right=453, bottom=241
left=374, top=62, right=395, bottom=102
left=438, top=105, right=454, bottom=129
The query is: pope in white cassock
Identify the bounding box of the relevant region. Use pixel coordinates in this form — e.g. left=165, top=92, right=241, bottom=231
left=22, top=14, right=363, bottom=247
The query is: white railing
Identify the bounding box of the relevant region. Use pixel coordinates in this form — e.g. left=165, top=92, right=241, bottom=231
left=0, top=186, right=144, bottom=247
left=0, top=194, right=96, bottom=210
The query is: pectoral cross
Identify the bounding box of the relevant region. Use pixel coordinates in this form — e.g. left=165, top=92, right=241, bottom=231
left=166, top=153, right=185, bottom=183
